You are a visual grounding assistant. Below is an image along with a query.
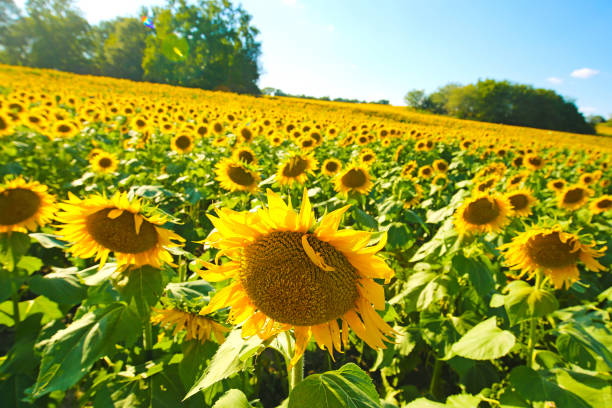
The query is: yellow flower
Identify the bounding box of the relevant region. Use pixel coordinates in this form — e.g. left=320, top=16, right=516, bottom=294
left=547, top=179, right=566, bottom=193
left=433, top=159, right=449, bottom=173
left=199, top=189, right=394, bottom=365
left=590, top=195, right=612, bottom=214
left=151, top=308, right=229, bottom=344
left=322, top=159, right=342, bottom=176
left=505, top=188, right=536, bottom=217
left=557, top=185, right=593, bottom=210
left=0, top=110, right=15, bottom=137
left=276, top=154, right=318, bottom=186
left=454, top=193, right=513, bottom=235
left=500, top=226, right=606, bottom=289
left=524, top=154, right=545, bottom=170
left=90, top=151, right=118, bottom=174
left=232, top=146, right=257, bottom=165
left=0, top=177, right=56, bottom=233
left=334, top=163, right=373, bottom=195
left=171, top=133, right=195, bottom=153
left=56, top=192, right=184, bottom=269
left=359, top=148, right=376, bottom=166
left=215, top=158, right=260, bottom=193
left=52, top=120, right=79, bottom=139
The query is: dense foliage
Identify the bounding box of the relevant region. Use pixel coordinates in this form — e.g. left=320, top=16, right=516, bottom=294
left=0, top=65, right=611, bottom=408
left=405, top=79, right=595, bottom=134
left=0, top=0, right=262, bottom=93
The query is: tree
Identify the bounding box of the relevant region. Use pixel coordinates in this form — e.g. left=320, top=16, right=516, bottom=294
left=142, top=0, right=261, bottom=94
left=404, top=89, right=428, bottom=109
left=97, top=18, right=147, bottom=80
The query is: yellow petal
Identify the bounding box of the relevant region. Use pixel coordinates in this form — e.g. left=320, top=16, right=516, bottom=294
left=107, top=208, right=124, bottom=219
left=134, top=214, right=144, bottom=234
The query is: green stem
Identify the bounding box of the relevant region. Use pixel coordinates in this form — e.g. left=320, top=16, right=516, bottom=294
left=178, top=256, right=186, bottom=282
left=429, top=357, right=442, bottom=399
left=289, top=355, right=304, bottom=392
left=527, top=271, right=543, bottom=368
left=12, top=293, right=20, bottom=328
left=143, top=319, right=153, bottom=361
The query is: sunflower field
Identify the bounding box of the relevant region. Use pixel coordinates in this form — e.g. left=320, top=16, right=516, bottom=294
left=1, top=63, right=611, bottom=408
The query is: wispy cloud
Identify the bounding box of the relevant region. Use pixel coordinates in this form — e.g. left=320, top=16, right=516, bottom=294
left=547, top=77, right=563, bottom=84
left=570, top=68, right=599, bottom=79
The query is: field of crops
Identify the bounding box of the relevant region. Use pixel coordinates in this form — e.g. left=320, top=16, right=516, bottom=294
left=1, top=63, right=611, bottom=408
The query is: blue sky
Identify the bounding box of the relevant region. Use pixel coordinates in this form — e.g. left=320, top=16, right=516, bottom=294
left=14, top=0, right=612, bottom=116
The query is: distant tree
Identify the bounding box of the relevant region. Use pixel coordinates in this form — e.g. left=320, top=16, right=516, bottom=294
left=587, top=115, right=606, bottom=125
left=96, top=18, right=147, bottom=80
left=375, top=99, right=390, bottom=105
left=404, top=89, right=428, bottom=109
left=428, top=83, right=461, bottom=114
left=142, top=0, right=261, bottom=94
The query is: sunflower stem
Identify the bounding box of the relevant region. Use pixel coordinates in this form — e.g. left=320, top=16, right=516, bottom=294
left=143, top=319, right=153, bottom=361
left=289, top=354, right=304, bottom=392
left=429, top=357, right=442, bottom=400
left=527, top=271, right=543, bottom=368
left=12, top=293, right=20, bottom=328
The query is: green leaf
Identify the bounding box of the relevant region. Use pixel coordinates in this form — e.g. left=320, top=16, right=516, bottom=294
left=29, top=233, right=67, bottom=249
left=446, top=394, right=480, bottom=408
left=389, top=271, right=437, bottom=312
left=17, top=256, right=43, bottom=275
left=387, top=223, right=411, bottom=249
left=556, top=323, right=612, bottom=370
left=77, top=263, right=118, bottom=286
left=116, top=266, right=167, bottom=318
left=0, top=232, right=31, bottom=271
left=352, top=206, right=378, bottom=230
left=445, top=317, right=515, bottom=360
left=213, top=389, right=253, bottom=408
left=29, top=269, right=87, bottom=305
left=184, top=329, right=265, bottom=400
left=404, top=398, right=445, bottom=408
left=288, top=363, right=380, bottom=408
left=29, top=302, right=139, bottom=398
left=165, top=280, right=214, bottom=302
left=503, top=281, right=558, bottom=326
left=452, top=254, right=494, bottom=299
left=0, top=268, right=15, bottom=302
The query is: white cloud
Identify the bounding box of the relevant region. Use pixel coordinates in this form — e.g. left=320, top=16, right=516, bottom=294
left=546, top=77, right=563, bottom=84
left=579, top=106, right=597, bottom=115
left=570, top=68, right=600, bottom=79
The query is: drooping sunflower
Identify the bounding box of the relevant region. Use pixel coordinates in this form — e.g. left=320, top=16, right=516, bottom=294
left=590, top=195, right=612, bottom=215
left=0, top=177, right=56, bottom=233
left=171, top=133, right=195, bottom=153
left=232, top=146, right=258, bottom=165
left=0, top=110, right=15, bottom=137
left=322, top=159, right=342, bottom=176
left=55, top=192, right=184, bottom=269
left=199, top=189, right=395, bottom=365
left=505, top=189, right=536, bottom=217
left=500, top=226, right=606, bottom=289
left=547, top=179, right=566, bottom=193
left=557, top=185, right=593, bottom=211
left=151, top=308, right=229, bottom=344
left=215, top=158, right=260, bottom=193
left=334, top=163, right=373, bottom=195
left=276, top=154, right=318, bottom=186
left=90, top=151, right=118, bottom=174
left=454, top=193, right=513, bottom=235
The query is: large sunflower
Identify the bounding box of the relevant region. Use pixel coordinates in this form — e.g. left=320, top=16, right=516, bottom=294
left=0, top=177, right=56, bottom=233
left=500, top=226, right=605, bottom=289
left=505, top=188, right=536, bottom=217
left=590, top=195, right=612, bottom=215
left=215, top=158, right=260, bottom=193
left=56, top=192, right=184, bottom=269
left=198, top=189, right=394, bottom=364
left=454, top=193, right=513, bottom=235
left=151, top=308, right=229, bottom=344
left=334, top=163, right=373, bottom=195
left=276, top=154, right=318, bottom=186
left=232, top=146, right=258, bottom=165
left=557, top=185, right=593, bottom=210
left=171, top=133, right=195, bottom=154
left=90, top=151, right=118, bottom=174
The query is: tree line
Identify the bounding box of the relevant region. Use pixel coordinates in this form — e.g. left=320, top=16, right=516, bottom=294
left=0, top=0, right=261, bottom=94
left=405, top=79, right=596, bottom=134
left=261, top=87, right=390, bottom=105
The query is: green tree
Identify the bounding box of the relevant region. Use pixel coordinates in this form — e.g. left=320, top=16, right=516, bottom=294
left=98, top=17, right=147, bottom=80
left=142, top=0, right=261, bottom=94
left=404, top=89, right=428, bottom=109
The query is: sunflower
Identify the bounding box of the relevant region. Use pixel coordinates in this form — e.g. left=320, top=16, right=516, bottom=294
left=500, top=226, right=605, bottom=289
left=0, top=177, right=56, bottom=233
left=505, top=189, right=536, bottom=217
left=474, top=176, right=499, bottom=193
left=401, top=161, right=417, bottom=178
left=171, top=133, right=195, bottom=154
left=418, top=165, right=434, bottom=179
left=394, top=145, right=404, bottom=162
left=359, top=148, right=376, bottom=166
left=454, top=193, right=513, bottom=235
left=232, top=146, right=258, bottom=165
left=579, top=173, right=596, bottom=186
left=151, top=308, right=229, bottom=344
left=237, top=126, right=254, bottom=143
left=547, top=179, right=566, bottom=193
left=199, top=189, right=394, bottom=365
left=433, top=159, right=449, bottom=173
left=52, top=120, right=79, bottom=139
left=215, top=158, right=260, bottom=193
left=432, top=174, right=448, bottom=189
left=297, top=136, right=316, bottom=151
left=557, top=185, right=593, bottom=211
left=334, top=163, right=373, bottom=195
left=322, top=159, right=342, bottom=176
left=0, top=110, right=15, bottom=136
left=524, top=154, right=545, bottom=171
left=90, top=151, right=118, bottom=174
left=276, top=154, right=318, bottom=186
left=55, top=192, right=184, bottom=269
left=590, top=195, right=612, bottom=215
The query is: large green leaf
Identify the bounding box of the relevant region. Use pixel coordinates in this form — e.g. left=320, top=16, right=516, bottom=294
left=503, top=281, right=558, bottom=326
left=445, top=317, right=515, bottom=360
left=213, top=389, right=253, bottom=408
left=288, top=363, right=380, bottom=408
left=452, top=254, right=494, bottom=299
left=29, top=269, right=87, bottom=305
left=183, top=329, right=265, bottom=400
left=0, top=232, right=30, bottom=271
left=28, top=302, right=139, bottom=398
left=115, top=266, right=167, bottom=318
